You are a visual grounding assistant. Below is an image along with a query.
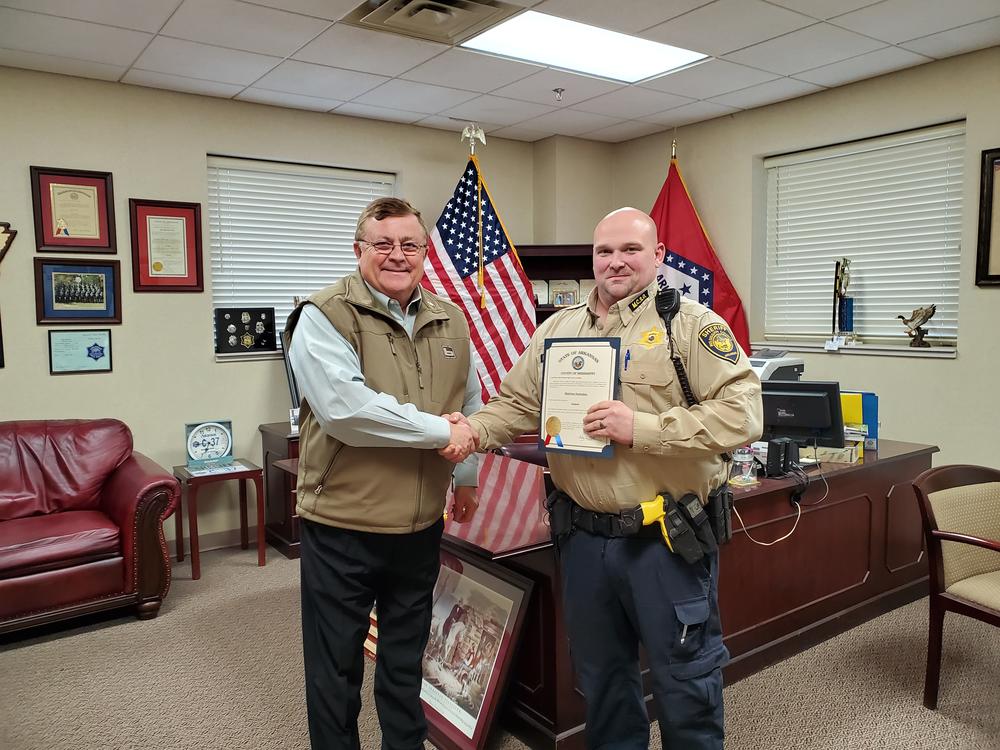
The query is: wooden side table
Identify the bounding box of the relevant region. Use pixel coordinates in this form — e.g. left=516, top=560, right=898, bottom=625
left=173, top=459, right=265, bottom=581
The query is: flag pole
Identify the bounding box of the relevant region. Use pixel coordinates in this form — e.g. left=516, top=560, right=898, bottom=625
left=671, top=138, right=677, bottom=160
left=461, top=123, right=488, bottom=307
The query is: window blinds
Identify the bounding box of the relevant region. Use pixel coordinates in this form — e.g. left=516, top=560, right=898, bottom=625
left=764, top=122, right=964, bottom=346
left=207, top=156, right=395, bottom=336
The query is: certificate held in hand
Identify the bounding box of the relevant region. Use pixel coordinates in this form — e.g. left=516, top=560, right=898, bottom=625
left=540, top=337, right=620, bottom=458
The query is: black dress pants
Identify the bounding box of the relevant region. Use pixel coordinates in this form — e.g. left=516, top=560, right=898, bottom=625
left=300, top=517, right=443, bottom=750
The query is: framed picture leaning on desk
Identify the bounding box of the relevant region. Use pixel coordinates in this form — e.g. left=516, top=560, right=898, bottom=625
left=420, top=545, right=532, bottom=750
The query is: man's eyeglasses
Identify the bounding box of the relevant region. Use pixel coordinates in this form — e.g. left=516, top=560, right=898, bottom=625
left=360, top=239, right=427, bottom=256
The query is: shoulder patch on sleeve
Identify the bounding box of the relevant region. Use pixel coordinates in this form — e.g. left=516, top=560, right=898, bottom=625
left=698, top=322, right=739, bottom=363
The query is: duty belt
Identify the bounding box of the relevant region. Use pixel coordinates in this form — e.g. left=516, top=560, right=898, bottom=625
left=569, top=503, right=661, bottom=538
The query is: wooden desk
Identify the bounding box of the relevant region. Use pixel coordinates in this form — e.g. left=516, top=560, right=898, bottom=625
left=444, top=440, right=937, bottom=750
left=173, top=460, right=265, bottom=581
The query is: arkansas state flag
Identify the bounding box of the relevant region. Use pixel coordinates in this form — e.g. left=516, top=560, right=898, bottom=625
left=651, top=158, right=751, bottom=355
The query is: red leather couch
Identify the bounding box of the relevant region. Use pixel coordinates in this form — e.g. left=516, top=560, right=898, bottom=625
left=0, top=419, right=179, bottom=635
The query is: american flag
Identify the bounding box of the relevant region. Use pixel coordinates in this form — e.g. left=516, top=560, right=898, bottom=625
left=422, top=157, right=536, bottom=400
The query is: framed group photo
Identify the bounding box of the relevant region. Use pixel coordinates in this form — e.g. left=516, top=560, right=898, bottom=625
left=48, top=329, right=112, bottom=375
left=30, top=166, right=116, bottom=254
left=421, top=546, right=532, bottom=750
left=34, top=258, right=122, bottom=325
left=129, top=198, right=204, bottom=292
left=976, top=147, right=1000, bottom=286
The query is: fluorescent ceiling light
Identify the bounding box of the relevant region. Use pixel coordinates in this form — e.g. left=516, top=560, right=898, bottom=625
left=461, top=11, right=706, bottom=84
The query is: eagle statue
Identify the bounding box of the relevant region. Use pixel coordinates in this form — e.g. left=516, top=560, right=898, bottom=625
left=897, top=304, right=936, bottom=347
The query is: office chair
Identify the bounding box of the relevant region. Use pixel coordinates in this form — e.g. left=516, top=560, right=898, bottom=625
left=912, top=465, right=1000, bottom=709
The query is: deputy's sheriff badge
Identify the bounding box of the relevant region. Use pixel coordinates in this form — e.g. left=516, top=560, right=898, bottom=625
left=637, top=328, right=665, bottom=350
left=698, top=323, right=739, bottom=363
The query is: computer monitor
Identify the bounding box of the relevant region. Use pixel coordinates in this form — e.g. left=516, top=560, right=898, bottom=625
left=761, top=380, right=844, bottom=448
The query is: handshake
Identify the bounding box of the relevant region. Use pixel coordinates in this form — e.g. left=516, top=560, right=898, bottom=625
left=438, top=412, right=480, bottom=463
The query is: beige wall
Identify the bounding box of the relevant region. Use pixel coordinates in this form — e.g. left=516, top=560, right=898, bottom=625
left=611, top=47, right=1000, bottom=466
left=0, top=67, right=533, bottom=544
left=532, top=135, right=614, bottom=244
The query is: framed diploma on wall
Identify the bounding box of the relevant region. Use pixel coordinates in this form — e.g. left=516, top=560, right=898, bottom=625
left=30, top=166, right=116, bottom=254
left=129, top=199, right=204, bottom=292
left=48, top=329, right=112, bottom=375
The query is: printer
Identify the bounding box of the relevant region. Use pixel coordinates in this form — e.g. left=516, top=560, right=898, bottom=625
left=748, top=349, right=805, bottom=381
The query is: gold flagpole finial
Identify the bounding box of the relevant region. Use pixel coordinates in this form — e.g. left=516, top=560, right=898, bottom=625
left=461, top=123, right=486, bottom=156
left=671, top=139, right=677, bottom=160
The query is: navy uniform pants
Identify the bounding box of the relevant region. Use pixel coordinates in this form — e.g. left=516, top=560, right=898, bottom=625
left=300, top=518, right=443, bottom=750
left=560, top=528, right=727, bottom=750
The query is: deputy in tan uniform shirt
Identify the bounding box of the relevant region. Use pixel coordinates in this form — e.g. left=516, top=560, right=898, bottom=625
left=462, top=207, right=762, bottom=750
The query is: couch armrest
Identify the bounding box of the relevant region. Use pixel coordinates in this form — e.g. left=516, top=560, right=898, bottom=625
left=101, top=452, right=179, bottom=598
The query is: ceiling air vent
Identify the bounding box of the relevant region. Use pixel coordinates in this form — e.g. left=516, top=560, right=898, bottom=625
left=341, top=0, right=522, bottom=46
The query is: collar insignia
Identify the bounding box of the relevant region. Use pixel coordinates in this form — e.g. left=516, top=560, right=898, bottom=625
left=636, top=328, right=664, bottom=349
left=627, top=289, right=650, bottom=313
left=698, top=323, right=739, bottom=363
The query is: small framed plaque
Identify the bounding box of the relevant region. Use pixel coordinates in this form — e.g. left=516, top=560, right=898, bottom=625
left=30, top=166, right=116, bottom=254
left=214, top=307, right=277, bottom=353
left=549, top=280, right=579, bottom=307
left=34, top=257, right=122, bottom=325
left=530, top=280, right=549, bottom=306
left=48, top=329, right=112, bottom=375
left=129, top=199, right=203, bottom=292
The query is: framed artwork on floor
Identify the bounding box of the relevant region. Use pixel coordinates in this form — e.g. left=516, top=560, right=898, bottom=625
left=421, top=545, right=532, bottom=750
left=34, top=257, right=122, bottom=324
left=129, top=198, right=203, bottom=291
left=30, top=166, right=116, bottom=254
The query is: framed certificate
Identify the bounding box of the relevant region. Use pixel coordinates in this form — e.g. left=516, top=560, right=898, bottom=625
left=48, top=329, right=112, bottom=374
left=539, top=337, right=620, bottom=457
left=129, top=199, right=204, bottom=292
left=34, top=257, right=122, bottom=325
left=30, top=166, right=116, bottom=254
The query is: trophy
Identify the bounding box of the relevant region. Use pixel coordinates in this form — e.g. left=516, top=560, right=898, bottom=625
left=833, top=258, right=857, bottom=344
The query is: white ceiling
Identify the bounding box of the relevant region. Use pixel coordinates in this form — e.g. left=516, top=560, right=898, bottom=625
left=1, top=0, right=998, bottom=142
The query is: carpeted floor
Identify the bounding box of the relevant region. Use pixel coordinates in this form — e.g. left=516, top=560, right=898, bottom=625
left=1, top=548, right=997, bottom=750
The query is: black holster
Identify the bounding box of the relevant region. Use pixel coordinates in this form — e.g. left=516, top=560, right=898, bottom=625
left=706, top=485, right=734, bottom=545
left=545, top=490, right=574, bottom=552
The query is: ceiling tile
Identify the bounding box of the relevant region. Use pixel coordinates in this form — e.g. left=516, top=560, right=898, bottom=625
left=440, top=94, right=555, bottom=126
left=253, top=59, right=387, bottom=99
left=294, top=23, right=445, bottom=77
left=641, top=0, right=815, bottom=56
left=582, top=120, right=667, bottom=143
left=502, top=0, right=546, bottom=6
left=401, top=49, right=543, bottom=93
left=334, top=102, right=426, bottom=124
left=122, top=69, right=243, bottom=97
left=724, top=22, right=886, bottom=75
left=518, top=108, right=621, bottom=136
left=0, top=47, right=126, bottom=81
left=793, top=46, right=931, bottom=87
left=572, top=86, right=694, bottom=118
left=354, top=79, right=479, bottom=114
left=900, top=16, right=1000, bottom=58
left=640, top=100, right=740, bottom=126
left=161, top=0, right=330, bottom=57
left=490, top=68, right=623, bottom=107
left=708, top=76, right=822, bottom=108
left=240, top=0, right=359, bottom=21
left=134, top=36, right=281, bottom=85
left=764, top=0, right=882, bottom=20
left=639, top=58, right=778, bottom=98
left=0, top=8, right=152, bottom=67
left=532, top=0, right=711, bottom=34
left=414, top=115, right=502, bottom=133
left=237, top=87, right=343, bottom=111
left=832, top=0, right=1000, bottom=44
left=487, top=123, right=552, bottom=142
left=0, top=0, right=181, bottom=33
